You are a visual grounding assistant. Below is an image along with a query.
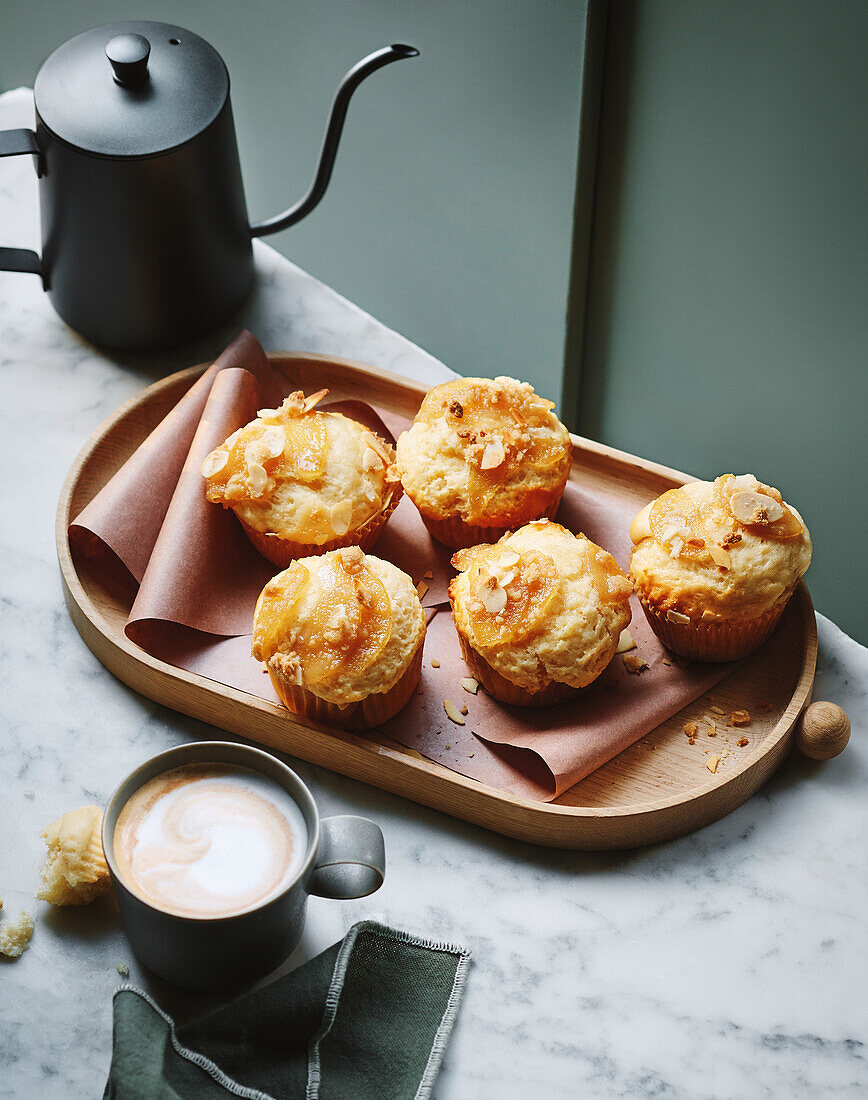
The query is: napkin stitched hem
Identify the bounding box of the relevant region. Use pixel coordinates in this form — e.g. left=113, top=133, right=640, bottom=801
left=113, top=984, right=275, bottom=1099
left=305, top=921, right=472, bottom=1100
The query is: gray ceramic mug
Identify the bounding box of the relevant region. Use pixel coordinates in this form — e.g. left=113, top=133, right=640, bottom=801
left=102, top=740, right=385, bottom=990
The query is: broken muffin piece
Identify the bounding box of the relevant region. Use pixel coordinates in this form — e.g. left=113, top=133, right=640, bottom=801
left=37, top=805, right=112, bottom=906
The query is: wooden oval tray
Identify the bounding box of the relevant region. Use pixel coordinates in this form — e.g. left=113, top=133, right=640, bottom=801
left=57, top=354, right=818, bottom=849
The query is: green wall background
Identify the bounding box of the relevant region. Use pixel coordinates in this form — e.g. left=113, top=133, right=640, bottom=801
left=3, top=0, right=864, bottom=641
left=0, top=0, right=586, bottom=403
left=576, top=0, right=867, bottom=642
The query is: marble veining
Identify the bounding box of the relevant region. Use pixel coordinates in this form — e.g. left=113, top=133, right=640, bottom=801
left=0, top=87, right=866, bottom=1099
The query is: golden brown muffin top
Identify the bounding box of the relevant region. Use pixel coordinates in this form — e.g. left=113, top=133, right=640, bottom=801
left=629, top=474, right=812, bottom=620
left=396, top=377, right=572, bottom=526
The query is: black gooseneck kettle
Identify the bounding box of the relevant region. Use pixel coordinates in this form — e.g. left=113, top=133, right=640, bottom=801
left=0, top=21, right=418, bottom=350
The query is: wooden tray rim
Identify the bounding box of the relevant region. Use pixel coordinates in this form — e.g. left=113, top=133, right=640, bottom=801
left=56, top=353, right=817, bottom=837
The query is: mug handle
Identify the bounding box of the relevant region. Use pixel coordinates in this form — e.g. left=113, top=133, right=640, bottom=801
left=0, top=128, right=45, bottom=287
left=307, top=815, right=385, bottom=900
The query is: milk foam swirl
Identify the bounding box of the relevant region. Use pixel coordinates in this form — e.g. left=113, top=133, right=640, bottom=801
left=113, top=766, right=307, bottom=918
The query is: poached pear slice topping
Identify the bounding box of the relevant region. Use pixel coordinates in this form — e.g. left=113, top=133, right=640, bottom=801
left=456, top=545, right=559, bottom=647
left=252, top=563, right=311, bottom=664
left=648, top=487, right=709, bottom=560
left=581, top=541, right=633, bottom=604
left=255, top=551, right=392, bottom=686
left=715, top=474, right=803, bottom=540
left=201, top=391, right=330, bottom=504
left=418, top=379, right=566, bottom=519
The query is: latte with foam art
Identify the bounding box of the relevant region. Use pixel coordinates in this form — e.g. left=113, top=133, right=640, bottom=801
left=113, top=764, right=308, bottom=918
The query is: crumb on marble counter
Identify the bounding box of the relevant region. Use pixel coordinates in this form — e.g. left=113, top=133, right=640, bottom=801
left=0, top=909, right=34, bottom=958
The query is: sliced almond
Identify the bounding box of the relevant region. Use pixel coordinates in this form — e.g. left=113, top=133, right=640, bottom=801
left=461, top=677, right=479, bottom=694
left=479, top=579, right=507, bottom=615
left=666, top=610, right=691, bottom=625
left=443, top=698, right=466, bottom=725
left=329, top=500, right=353, bottom=536
left=246, top=462, right=268, bottom=496
left=363, top=431, right=392, bottom=464
left=416, top=580, right=429, bottom=600
left=708, top=544, right=731, bottom=569
left=424, top=570, right=434, bottom=579
left=200, top=449, right=228, bottom=478
left=615, top=629, right=636, bottom=654
left=730, top=490, right=783, bottom=525
left=479, top=434, right=506, bottom=470
left=498, top=550, right=520, bottom=569
left=660, top=524, right=692, bottom=544
left=731, top=473, right=758, bottom=490
left=430, top=658, right=440, bottom=668
left=362, top=447, right=383, bottom=472
left=706, top=754, right=720, bottom=774
left=669, top=537, right=684, bottom=559
left=257, top=408, right=280, bottom=420
left=301, top=388, right=329, bottom=413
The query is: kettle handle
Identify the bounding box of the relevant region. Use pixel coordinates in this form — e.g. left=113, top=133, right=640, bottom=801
left=0, top=129, right=45, bottom=287
left=249, top=44, right=419, bottom=238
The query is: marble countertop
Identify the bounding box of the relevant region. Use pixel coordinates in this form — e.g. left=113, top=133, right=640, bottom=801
left=1, top=87, right=866, bottom=1099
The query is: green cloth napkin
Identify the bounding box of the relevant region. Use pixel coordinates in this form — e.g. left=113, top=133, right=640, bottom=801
left=103, top=922, right=471, bottom=1100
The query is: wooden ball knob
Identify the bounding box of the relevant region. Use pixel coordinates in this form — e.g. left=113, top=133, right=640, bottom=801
left=796, top=701, right=850, bottom=760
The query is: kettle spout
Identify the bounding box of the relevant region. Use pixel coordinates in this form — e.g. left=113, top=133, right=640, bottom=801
left=249, top=44, right=419, bottom=238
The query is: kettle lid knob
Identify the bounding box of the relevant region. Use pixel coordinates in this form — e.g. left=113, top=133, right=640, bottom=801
left=106, top=33, right=151, bottom=87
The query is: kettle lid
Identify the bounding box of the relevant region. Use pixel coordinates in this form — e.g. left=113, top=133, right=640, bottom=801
left=34, top=21, right=230, bottom=157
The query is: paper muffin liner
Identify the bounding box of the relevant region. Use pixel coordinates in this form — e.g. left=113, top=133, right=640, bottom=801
left=237, top=484, right=403, bottom=569
left=638, top=590, right=794, bottom=662
left=455, top=630, right=579, bottom=708
left=85, top=824, right=111, bottom=884
left=420, top=492, right=564, bottom=551
left=266, top=641, right=424, bottom=732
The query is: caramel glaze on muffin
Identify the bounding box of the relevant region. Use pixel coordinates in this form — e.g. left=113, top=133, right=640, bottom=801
left=202, top=389, right=401, bottom=566
left=396, top=377, right=572, bottom=548
left=252, top=547, right=426, bottom=730
left=449, top=520, right=632, bottom=706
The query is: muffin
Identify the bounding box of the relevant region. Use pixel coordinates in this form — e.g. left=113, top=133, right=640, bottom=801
left=629, top=473, right=811, bottom=661
left=396, top=377, right=572, bottom=549
left=449, top=520, right=632, bottom=706
left=37, top=805, right=112, bottom=906
left=252, top=546, right=426, bottom=731
left=202, top=389, right=401, bottom=567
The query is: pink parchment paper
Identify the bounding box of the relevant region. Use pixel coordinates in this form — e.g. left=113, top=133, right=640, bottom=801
left=69, top=331, right=729, bottom=802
